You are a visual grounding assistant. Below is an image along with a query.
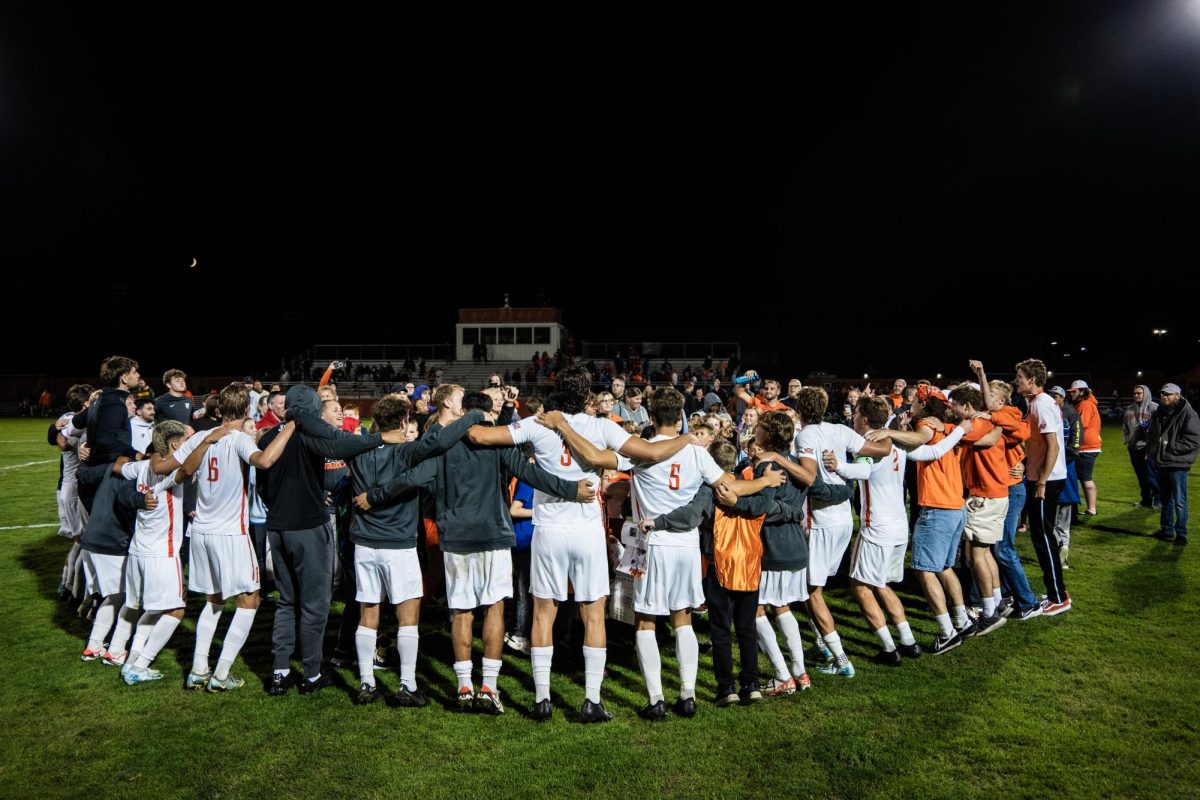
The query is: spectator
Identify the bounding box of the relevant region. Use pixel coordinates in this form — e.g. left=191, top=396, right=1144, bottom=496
left=1149, top=383, right=1200, bottom=546
left=1123, top=384, right=1159, bottom=509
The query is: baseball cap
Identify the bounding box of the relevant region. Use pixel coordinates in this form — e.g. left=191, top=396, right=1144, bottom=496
left=1161, top=383, right=1182, bottom=395
left=1048, top=386, right=1067, bottom=398
left=1069, top=380, right=1089, bottom=390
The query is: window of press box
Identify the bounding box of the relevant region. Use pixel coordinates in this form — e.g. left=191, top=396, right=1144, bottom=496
left=499, top=327, right=515, bottom=345
left=462, top=328, right=479, bottom=345
left=534, top=327, right=551, bottom=344
left=516, top=327, right=532, bottom=344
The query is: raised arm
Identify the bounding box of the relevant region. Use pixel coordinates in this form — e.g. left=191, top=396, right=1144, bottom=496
left=969, top=360, right=993, bottom=410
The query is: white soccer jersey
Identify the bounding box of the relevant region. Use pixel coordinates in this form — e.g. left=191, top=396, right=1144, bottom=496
left=629, top=436, right=724, bottom=547
left=58, top=412, right=82, bottom=484
left=175, top=428, right=260, bottom=536
left=509, top=413, right=631, bottom=529
left=121, top=461, right=187, bottom=557
left=794, top=421, right=867, bottom=528
left=840, top=447, right=909, bottom=546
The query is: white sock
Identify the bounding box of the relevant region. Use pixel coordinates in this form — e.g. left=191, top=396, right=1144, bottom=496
left=935, top=613, right=955, bottom=638
left=214, top=607, right=256, bottom=681
left=86, top=596, right=119, bottom=652
left=482, top=657, right=502, bottom=691
left=275, top=668, right=291, bottom=678
left=355, top=626, right=377, bottom=687
left=675, top=626, right=699, bottom=700
left=875, top=626, right=896, bottom=652
left=582, top=646, right=605, bottom=704
left=993, top=588, right=1003, bottom=605
left=135, top=614, right=181, bottom=668
left=896, top=621, right=916, bottom=646
left=824, top=630, right=850, bottom=666
left=307, top=673, right=322, bottom=683
left=531, top=646, right=553, bottom=702
left=635, top=629, right=664, bottom=704
left=774, top=613, right=806, bottom=676
left=397, top=626, right=419, bottom=691
left=953, top=605, right=969, bottom=629
left=982, top=596, right=996, bottom=617
left=192, top=601, right=224, bottom=675
left=756, top=615, right=790, bottom=681
left=453, top=660, right=474, bottom=690
left=108, top=604, right=139, bottom=655
left=129, top=611, right=159, bottom=663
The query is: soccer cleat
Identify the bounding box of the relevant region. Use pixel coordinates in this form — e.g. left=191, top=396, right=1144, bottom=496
left=266, top=671, right=295, bottom=696
left=797, top=673, right=813, bottom=691
left=530, top=698, right=554, bottom=721
left=80, top=647, right=105, bottom=662
left=898, top=642, right=923, bottom=659
left=808, top=645, right=834, bottom=665
left=1040, top=596, right=1072, bottom=616
left=930, top=630, right=963, bottom=655
left=474, top=685, right=505, bottom=715
left=206, top=674, right=246, bottom=693
left=764, top=676, right=797, bottom=697
left=185, top=671, right=211, bottom=690
left=329, top=648, right=355, bottom=668
left=388, top=686, right=429, bottom=708
left=637, top=700, right=667, bottom=721
left=673, top=697, right=697, bottom=718
left=456, top=686, right=476, bottom=712
left=973, top=614, right=1008, bottom=637
left=816, top=660, right=856, bottom=678
left=122, top=666, right=164, bottom=685
left=580, top=698, right=614, bottom=723
left=870, top=648, right=902, bottom=667
left=1015, top=604, right=1043, bottom=621
left=298, top=673, right=334, bottom=695
left=716, top=691, right=741, bottom=707
left=739, top=682, right=763, bottom=703
left=354, top=682, right=383, bottom=705
left=102, top=650, right=127, bottom=667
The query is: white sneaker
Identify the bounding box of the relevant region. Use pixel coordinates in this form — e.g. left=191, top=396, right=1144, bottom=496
left=504, top=633, right=530, bottom=654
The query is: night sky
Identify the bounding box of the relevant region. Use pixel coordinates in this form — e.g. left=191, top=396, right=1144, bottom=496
left=5, top=3, right=1198, bottom=380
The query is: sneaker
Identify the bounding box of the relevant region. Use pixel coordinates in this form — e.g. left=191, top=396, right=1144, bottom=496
left=1153, top=529, right=1177, bottom=542
left=122, top=665, right=163, bottom=685
left=997, top=600, right=1014, bottom=619
left=764, top=676, right=797, bottom=697
left=186, top=671, right=211, bottom=690
left=1175, top=536, right=1189, bottom=547
left=897, top=642, right=923, bottom=659
left=504, top=633, right=530, bottom=655
left=673, top=697, right=697, bottom=718
left=329, top=648, right=355, bottom=668
left=1060, top=545, right=1070, bottom=569
left=80, top=647, right=105, bottom=662
left=354, top=682, right=383, bottom=705
left=1015, top=604, right=1043, bottom=621
left=206, top=674, right=246, bottom=693
left=869, top=648, right=902, bottom=667
left=1017, top=524, right=1027, bottom=533
left=930, top=630, right=963, bottom=655
left=973, top=614, right=1008, bottom=636
left=580, top=698, right=614, bottom=723
left=957, top=621, right=979, bottom=639
left=816, top=660, right=856, bottom=678
left=388, top=686, right=429, bottom=708
left=530, top=698, right=554, bottom=721
left=716, top=691, right=741, bottom=707
left=456, top=686, right=476, bottom=712
left=267, top=671, right=295, bottom=696
left=298, top=672, right=334, bottom=695
left=101, top=650, right=127, bottom=667
left=637, top=700, right=667, bottom=721
left=1040, top=597, right=1072, bottom=616
left=966, top=606, right=982, bottom=622
left=1082, top=509, right=1098, bottom=517
left=475, top=685, right=505, bottom=715
left=738, top=682, right=763, bottom=703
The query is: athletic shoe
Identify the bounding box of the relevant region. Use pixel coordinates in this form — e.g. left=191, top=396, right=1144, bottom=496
left=266, top=671, right=295, bottom=696
left=797, top=673, right=813, bottom=691
left=1081, top=509, right=1098, bottom=517
left=122, top=666, right=163, bottom=685
left=504, top=633, right=530, bottom=655
left=298, top=673, right=334, bottom=695
left=966, top=606, right=982, bottom=622
left=764, top=676, right=797, bottom=697
left=1153, top=529, right=1177, bottom=542
left=958, top=621, right=979, bottom=639
left=637, top=700, right=667, bottom=721
left=930, top=630, right=963, bottom=655
left=475, top=685, right=505, bottom=715
left=869, top=648, right=902, bottom=667
left=530, top=698, right=554, bottom=721
left=329, top=648, right=355, bottom=668
left=897, top=642, right=923, bottom=659
left=739, top=682, right=763, bottom=703
left=1015, top=604, right=1043, bottom=621
left=973, top=614, right=1008, bottom=636
left=80, top=647, right=105, bottom=662
left=388, top=686, right=429, bottom=708
left=580, top=698, right=614, bottom=723
left=186, top=671, right=211, bottom=690
left=455, top=686, right=476, bottom=711
left=808, top=645, right=834, bottom=665
left=1040, top=596, right=1072, bottom=616
left=1175, top=536, right=1189, bottom=547
left=354, top=682, right=383, bottom=705
left=716, top=691, right=741, bottom=707
left=816, top=660, right=856, bottom=678
left=102, top=650, right=127, bottom=667
left=206, top=674, right=246, bottom=693
left=997, top=600, right=1014, bottom=619
left=673, top=697, right=697, bottom=718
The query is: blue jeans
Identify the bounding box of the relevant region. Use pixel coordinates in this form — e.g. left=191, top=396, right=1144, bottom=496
left=1159, top=468, right=1190, bottom=538
left=997, top=481, right=1038, bottom=610
left=911, top=507, right=967, bottom=572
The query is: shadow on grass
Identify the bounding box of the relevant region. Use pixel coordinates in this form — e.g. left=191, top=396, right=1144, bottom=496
left=1110, top=539, right=1186, bottom=613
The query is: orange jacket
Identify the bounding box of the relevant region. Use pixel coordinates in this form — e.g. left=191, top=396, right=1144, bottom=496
left=1075, top=395, right=1102, bottom=452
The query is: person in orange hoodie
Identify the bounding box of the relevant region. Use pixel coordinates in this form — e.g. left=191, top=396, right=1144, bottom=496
left=1068, top=380, right=1102, bottom=515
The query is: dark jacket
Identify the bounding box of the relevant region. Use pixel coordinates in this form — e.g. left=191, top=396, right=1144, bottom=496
left=86, top=387, right=138, bottom=464
left=80, top=468, right=149, bottom=557
left=1148, top=398, right=1200, bottom=471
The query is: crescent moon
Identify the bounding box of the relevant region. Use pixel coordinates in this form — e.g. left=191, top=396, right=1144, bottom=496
left=190, top=258, right=197, bottom=268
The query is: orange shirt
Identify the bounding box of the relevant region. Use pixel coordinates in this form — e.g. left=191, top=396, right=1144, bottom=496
left=888, top=392, right=904, bottom=409
left=1076, top=395, right=1103, bottom=452
left=916, top=420, right=965, bottom=509
left=748, top=394, right=788, bottom=414
left=990, top=405, right=1029, bottom=484
left=959, top=417, right=1010, bottom=499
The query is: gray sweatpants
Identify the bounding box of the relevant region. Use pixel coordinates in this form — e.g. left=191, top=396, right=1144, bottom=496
left=269, top=522, right=335, bottom=676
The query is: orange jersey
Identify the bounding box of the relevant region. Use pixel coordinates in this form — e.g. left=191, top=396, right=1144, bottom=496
left=916, top=419, right=965, bottom=509
left=959, top=417, right=1009, bottom=499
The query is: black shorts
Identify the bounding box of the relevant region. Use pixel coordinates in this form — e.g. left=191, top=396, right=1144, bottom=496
left=1075, top=451, right=1098, bottom=481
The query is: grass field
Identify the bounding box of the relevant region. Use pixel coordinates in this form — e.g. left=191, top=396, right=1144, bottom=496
left=1, top=418, right=1197, bottom=799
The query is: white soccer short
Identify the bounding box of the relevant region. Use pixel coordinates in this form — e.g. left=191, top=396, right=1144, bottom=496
left=806, top=522, right=854, bottom=586
left=124, top=554, right=186, bottom=611
left=81, top=551, right=126, bottom=598
left=355, top=545, right=423, bottom=605
left=964, top=496, right=1008, bottom=545
left=188, top=532, right=260, bottom=599
left=758, top=568, right=809, bottom=607
left=444, top=549, right=513, bottom=610
left=56, top=484, right=87, bottom=538
left=633, top=544, right=705, bottom=616
left=849, top=537, right=907, bottom=588
left=530, top=524, right=610, bottom=603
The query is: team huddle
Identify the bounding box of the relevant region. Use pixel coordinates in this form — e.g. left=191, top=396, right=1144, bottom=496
left=50, top=354, right=1072, bottom=721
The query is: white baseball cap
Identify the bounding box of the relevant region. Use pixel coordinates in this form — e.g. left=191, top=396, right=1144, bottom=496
left=1070, top=380, right=1089, bottom=390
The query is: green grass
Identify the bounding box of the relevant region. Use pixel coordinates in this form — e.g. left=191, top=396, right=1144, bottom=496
left=1, top=418, right=1197, bottom=799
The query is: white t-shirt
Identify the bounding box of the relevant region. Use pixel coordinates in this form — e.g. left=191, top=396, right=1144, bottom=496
left=794, top=421, right=867, bottom=528
left=174, top=429, right=261, bottom=535
left=122, top=461, right=187, bottom=558
left=508, top=413, right=632, bottom=529
left=837, top=447, right=908, bottom=545
left=1025, top=393, right=1067, bottom=482
left=627, top=435, right=724, bottom=547
left=58, top=412, right=81, bottom=485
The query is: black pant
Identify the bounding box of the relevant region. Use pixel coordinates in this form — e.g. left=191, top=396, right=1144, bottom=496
left=1128, top=447, right=1158, bottom=506
left=249, top=523, right=269, bottom=590
left=335, top=538, right=360, bottom=654
left=703, top=563, right=759, bottom=692
left=1025, top=479, right=1067, bottom=604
